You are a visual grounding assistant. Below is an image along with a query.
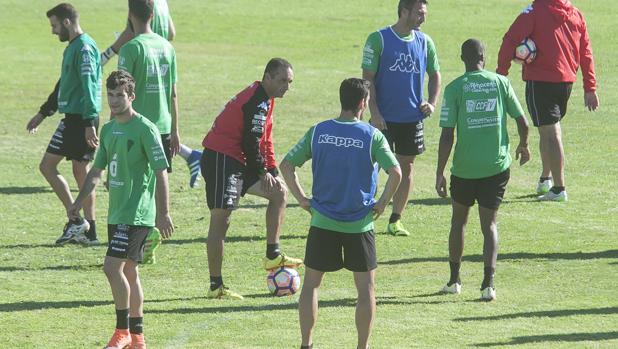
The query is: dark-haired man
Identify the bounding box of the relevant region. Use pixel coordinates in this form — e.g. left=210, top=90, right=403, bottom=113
left=201, top=58, right=303, bottom=299
left=437, top=39, right=530, bottom=301
left=26, top=3, right=101, bottom=245
left=497, top=0, right=599, bottom=201
left=69, top=70, right=173, bottom=349
left=362, top=0, right=441, bottom=237
left=280, top=78, right=401, bottom=349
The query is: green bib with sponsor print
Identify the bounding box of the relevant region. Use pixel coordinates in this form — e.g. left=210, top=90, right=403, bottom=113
left=440, top=70, right=524, bottom=179
left=93, top=114, right=169, bottom=226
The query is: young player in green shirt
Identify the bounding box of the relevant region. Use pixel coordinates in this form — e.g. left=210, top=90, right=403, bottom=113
left=69, top=70, right=174, bottom=349
left=26, top=3, right=101, bottom=246
left=436, top=39, right=530, bottom=301
left=281, top=78, right=401, bottom=349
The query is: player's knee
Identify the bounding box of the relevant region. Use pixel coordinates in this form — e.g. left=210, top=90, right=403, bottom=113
left=38, top=159, right=53, bottom=177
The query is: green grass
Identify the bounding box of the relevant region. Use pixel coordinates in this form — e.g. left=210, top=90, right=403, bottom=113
left=1, top=0, right=617, bottom=348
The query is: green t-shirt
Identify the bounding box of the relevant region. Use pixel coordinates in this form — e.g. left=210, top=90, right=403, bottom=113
left=361, top=28, right=440, bottom=74
left=93, top=114, right=169, bottom=226
left=439, top=70, right=525, bottom=179
left=58, top=33, right=101, bottom=119
left=118, top=33, right=177, bottom=134
left=151, top=0, right=172, bottom=40
left=284, top=119, right=399, bottom=233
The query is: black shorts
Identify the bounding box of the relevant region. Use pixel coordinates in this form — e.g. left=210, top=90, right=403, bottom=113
left=46, top=114, right=99, bottom=161
left=450, top=169, right=510, bottom=210
left=304, top=226, right=377, bottom=272
left=160, top=133, right=173, bottom=173
left=383, top=121, right=425, bottom=156
left=201, top=148, right=277, bottom=210
left=106, top=224, right=150, bottom=263
left=525, top=81, right=573, bottom=127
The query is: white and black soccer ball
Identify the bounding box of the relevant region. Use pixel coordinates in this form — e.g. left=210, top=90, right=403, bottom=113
left=513, top=37, right=537, bottom=64
left=267, top=267, right=301, bottom=296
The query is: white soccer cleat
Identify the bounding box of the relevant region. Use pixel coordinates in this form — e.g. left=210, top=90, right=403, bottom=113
left=536, top=179, right=552, bottom=194
left=480, top=287, right=496, bottom=301
left=56, top=219, right=90, bottom=245
left=537, top=190, right=567, bottom=202
left=441, top=282, right=461, bottom=295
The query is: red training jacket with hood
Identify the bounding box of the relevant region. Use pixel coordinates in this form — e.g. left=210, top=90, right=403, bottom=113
left=496, top=0, right=596, bottom=92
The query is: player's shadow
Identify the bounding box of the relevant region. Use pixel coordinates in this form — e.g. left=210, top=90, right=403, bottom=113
left=456, top=306, right=618, bottom=322
left=236, top=203, right=301, bottom=209
left=0, top=296, right=205, bottom=312
left=164, top=234, right=306, bottom=245
left=0, top=186, right=52, bottom=195
left=0, top=243, right=61, bottom=249
left=147, top=296, right=427, bottom=315
left=0, top=264, right=102, bottom=272
left=380, top=249, right=618, bottom=265
left=474, top=331, right=618, bottom=347
left=407, top=197, right=451, bottom=206
left=501, top=193, right=540, bottom=204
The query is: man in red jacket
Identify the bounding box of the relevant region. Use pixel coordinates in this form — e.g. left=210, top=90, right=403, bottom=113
left=200, top=58, right=303, bottom=299
left=497, top=0, right=599, bottom=202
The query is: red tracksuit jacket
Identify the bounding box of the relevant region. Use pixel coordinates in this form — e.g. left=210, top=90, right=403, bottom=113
left=202, top=81, right=277, bottom=174
left=497, top=0, right=596, bottom=92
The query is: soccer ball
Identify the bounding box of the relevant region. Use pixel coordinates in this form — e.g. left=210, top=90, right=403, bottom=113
left=267, top=267, right=301, bottom=296
left=513, top=38, right=537, bottom=64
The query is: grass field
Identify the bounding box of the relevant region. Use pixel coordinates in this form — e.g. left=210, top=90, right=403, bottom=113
left=1, top=0, right=617, bottom=348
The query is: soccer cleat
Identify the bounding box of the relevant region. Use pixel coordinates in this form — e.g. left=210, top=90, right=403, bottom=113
left=187, top=150, right=202, bottom=188
left=104, top=329, right=132, bottom=349
left=263, top=253, right=303, bottom=270
left=537, top=190, right=567, bottom=202
left=387, top=220, right=410, bottom=236
left=536, top=178, right=552, bottom=194
left=441, top=282, right=462, bottom=295
left=142, top=228, right=162, bottom=264
left=480, top=286, right=497, bottom=301
left=207, top=285, right=244, bottom=300
left=56, top=218, right=90, bottom=245
left=130, top=333, right=146, bottom=349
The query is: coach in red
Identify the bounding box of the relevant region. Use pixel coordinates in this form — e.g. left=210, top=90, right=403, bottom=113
left=497, top=0, right=599, bottom=202
left=200, top=58, right=303, bottom=300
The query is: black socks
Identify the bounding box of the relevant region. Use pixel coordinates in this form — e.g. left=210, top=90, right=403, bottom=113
left=481, top=267, right=495, bottom=290
left=550, top=186, right=565, bottom=194
left=116, top=308, right=129, bottom=330
left=210, top=276, right=223, bottom=291
left=266, top=243, right=281, bottom=260
left=129, top=317, right=143, bottom=334
left=448, top=261, right=461, bottom=285
left=389, top=213, right=401, bottom=224
left=539, top=176, right=551, bottom=182
left=86, top=219, right=96, bottom=240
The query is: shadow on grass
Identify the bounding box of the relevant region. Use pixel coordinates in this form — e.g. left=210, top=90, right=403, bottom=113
left=456, top=306, right=618, bottom=322
left=0, top=186, right=52, bottom=195
left=0, top=296, right=206, bottom=312
left=408, top=197, right=451, bottom=206
left=164, top=234, right=307, bottom=245
left=474, top=331, right=618, bottom=347
left=380, top=249, right=618, bottom=265
left=0, top=264, right=102, bottom=272
left=0, top=243, right=59, bottom=249
left=147, top=296, right=441, bottom=315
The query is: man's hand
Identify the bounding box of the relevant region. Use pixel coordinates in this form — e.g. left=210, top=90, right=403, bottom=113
left=298, top=196, right=311, bottom=213
left=26, top=113, right=45, bottom=134
left=85, top=126, right=99, bottom=148
left=420, top=101, right=435, bottom=118
left=156, top=213, right=174, bottom=239
left=170, top=131, right=181, bottom=157
left=372, top=199, right=388, bottom=220
left=584, top=91, right=599, bottom=112
left=370, top=113, right=387, bottom=131
left=260, top=172, right=278, bottom=194
left=435, top=173, right=448, bottom=198
left=515, top=143, right=531, bottom=166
